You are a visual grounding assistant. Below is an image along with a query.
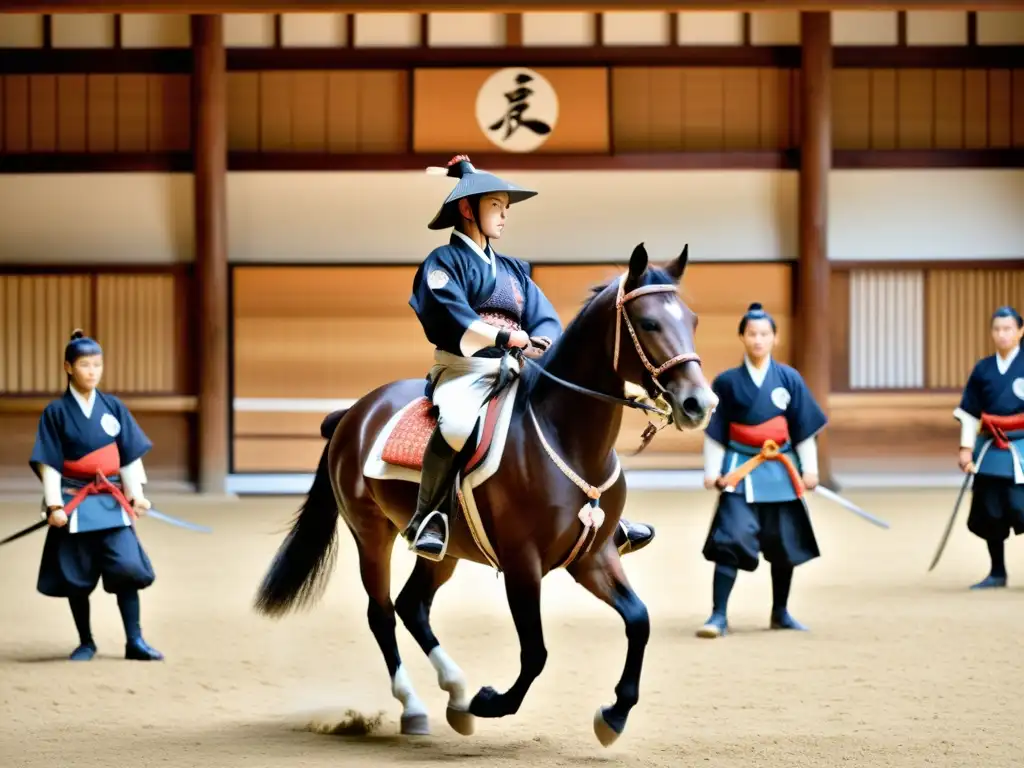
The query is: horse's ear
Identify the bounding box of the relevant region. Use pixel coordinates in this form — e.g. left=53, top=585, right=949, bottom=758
left=628, top=242, right=648, bottom=282
left=665, top=244, right=688, bottom=282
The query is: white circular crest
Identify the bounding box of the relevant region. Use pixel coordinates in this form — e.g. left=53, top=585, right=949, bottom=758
left=100, top=413, right=121, bottom=438
left=1013, top=377, right=1024, bottom=401
left=770, top=387, right=791, bottom=411
left=475, top=68, right=559, bottom=153
left=427, top=269, right=450, bottom=290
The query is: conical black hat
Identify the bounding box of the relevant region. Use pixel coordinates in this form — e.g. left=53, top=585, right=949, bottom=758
left=426, top=155, right=538, bottom=230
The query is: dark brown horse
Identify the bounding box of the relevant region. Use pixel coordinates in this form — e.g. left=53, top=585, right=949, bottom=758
left=253, top=242, right=717, bottom=746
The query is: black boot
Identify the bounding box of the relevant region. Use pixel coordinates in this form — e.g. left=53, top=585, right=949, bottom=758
left=696, top=564, right=736, bottom=638
left=68, top=595, right=97, bottom=661
left=118, top=591, right=163, bottom=661
left=403, top=428, right=460, bottom=562
left=614, top=519, right=656, bottom=555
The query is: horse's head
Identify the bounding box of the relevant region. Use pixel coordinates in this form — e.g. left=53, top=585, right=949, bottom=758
left=612, top=242, right=718, bottom=430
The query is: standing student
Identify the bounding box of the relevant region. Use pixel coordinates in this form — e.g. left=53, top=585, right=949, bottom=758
left=31, top=329, right=163, bottom=661
left=953, top=306, right=1024, bottom=589
left=697, top=303, right=828, bottom=639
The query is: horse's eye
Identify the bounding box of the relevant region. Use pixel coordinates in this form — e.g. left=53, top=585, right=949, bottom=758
left=639, top=318, right=661, bottom=332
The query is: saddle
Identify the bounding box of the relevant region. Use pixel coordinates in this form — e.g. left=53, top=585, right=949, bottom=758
left=380, top=368, right=514, bottom=477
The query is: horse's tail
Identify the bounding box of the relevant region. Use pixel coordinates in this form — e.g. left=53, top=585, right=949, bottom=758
left=253, top=413, right=347, bottom=618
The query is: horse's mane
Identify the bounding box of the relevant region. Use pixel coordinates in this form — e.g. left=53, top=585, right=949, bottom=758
left=517, top=266, right=676, bottom=403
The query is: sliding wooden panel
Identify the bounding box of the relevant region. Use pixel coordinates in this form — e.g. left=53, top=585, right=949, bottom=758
left=0, top=275, right=92, bottom=393
left=925, top=268, right=1024, bottom=389
left=848, top=270, right=925, bottom=389
left=0, top=73, right=191, bottom=154
left=829, top=270, right=851, bottom=392
left=94, top=274, right=180, bottom=393
left=831, top=68, right=1024, bottom=150
left=226, top=70, right=409, bottom=153
left=611, top=67, right=797, bottom=152
left=233, top=266, right=434, bottom=400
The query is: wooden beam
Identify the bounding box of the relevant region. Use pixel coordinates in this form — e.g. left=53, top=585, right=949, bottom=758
left=3, top=44, right=1021, bottom=75
left=795, top=11, right=835, bottom=486
left=506, top=13, right=523, bottom=46
left=191, top=14, right=229, bottom=495
left=4, top=1, right=1022, bottom=12
left=4, top=149, right=1022, bottom=174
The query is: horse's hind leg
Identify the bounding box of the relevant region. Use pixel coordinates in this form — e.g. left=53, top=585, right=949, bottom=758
left=353, top=516, right=431, bottom=736
left=395, top=556, right=475, bottom=736
left=567, top=543, right=650, bottom=748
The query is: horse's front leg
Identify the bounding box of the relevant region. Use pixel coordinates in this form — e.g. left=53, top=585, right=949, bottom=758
left=469, top=556, right=547, bottom=719
left=567, top=542, right=650, bottom=747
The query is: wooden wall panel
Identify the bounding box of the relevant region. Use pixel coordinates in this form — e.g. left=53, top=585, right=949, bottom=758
left=226, top=70, right=409, bottom=153
left=4, top=75, right=30, bottom=152
left=231, top=263, right=793, bottom=471
left=232, top=266, right=434, bottom=400
left=832, top=68, right=1024, bottom=150
left=0, top=271, right=190, bottom=396
left=610, top=67, right=797, bottom=152
left=0, top=73, right=191, bottom=154
left=848, top=270, right=925, bottom=389
left=829, top=271, right=851, bottom=392
left=94, top=275, right=180, bottom=393
left=925, top=268, right=1024, bottom=389
left=0, top=275, right=91, bottom=394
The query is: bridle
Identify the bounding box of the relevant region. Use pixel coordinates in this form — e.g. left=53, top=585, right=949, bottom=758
left=612, top=273, right=702, bottom=395
left=513, top=272, right=704, bottom=453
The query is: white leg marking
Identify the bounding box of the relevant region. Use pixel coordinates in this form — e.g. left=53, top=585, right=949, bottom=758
left=429, top=646, right=470, bottom=709
left=391, top=664, right=428, bottom=718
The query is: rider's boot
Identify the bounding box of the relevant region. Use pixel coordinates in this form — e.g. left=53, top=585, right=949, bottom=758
left=614, top=519, right=656, bottom=555
left=402, top=428, right=459, bottom=562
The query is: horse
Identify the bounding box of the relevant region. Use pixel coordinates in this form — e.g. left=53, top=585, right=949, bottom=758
left=253, top=242, right=718, bottom=747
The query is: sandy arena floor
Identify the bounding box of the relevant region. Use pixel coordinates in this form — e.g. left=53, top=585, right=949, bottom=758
left=1, top=488, right=1022, bottom=768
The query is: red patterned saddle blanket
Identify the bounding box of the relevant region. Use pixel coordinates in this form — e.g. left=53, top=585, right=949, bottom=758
left=381, top=392, right=508, bottom=474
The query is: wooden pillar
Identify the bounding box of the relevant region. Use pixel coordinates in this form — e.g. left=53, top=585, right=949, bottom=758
left=191, top=14, right=229, bottom=494
left=796, top=12, right=835, bottom=486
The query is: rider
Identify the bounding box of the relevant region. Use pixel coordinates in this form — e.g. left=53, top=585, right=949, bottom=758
left=403, top=154, right=655, bottom=561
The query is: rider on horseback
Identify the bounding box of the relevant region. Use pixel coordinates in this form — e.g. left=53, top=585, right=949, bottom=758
left=402, top=155, right=656, bottom=561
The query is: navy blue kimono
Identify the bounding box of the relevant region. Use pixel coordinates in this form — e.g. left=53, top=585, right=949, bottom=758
left=409, top=233, right=563, bottom=359
left=957, top=349, right=1024, bottom=541
left=701, top=360, right=828, bottom=572
left=30, top=389, right=156, bottom=598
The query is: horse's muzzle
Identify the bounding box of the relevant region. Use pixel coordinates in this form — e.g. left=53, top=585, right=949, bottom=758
left=665, top=385, right=718, bottom=431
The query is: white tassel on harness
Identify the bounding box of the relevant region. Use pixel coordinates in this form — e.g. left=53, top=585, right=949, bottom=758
left=527, top=404, right=620, bottom=566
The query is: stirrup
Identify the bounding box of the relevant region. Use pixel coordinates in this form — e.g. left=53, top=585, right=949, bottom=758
left=408, top=509, right=450, bottom=562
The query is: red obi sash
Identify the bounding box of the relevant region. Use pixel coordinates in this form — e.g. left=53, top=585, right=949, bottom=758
left=61, top=443, right=135, bottom=518
left=722, top=415, right=805, bottom=498
left=981, top=413, right=1024, bottom=450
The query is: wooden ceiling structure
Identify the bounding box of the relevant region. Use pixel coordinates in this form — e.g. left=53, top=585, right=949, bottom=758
left=3, top=1, right=1021, bottom=10
left=7, top=5, right=1019, bottom=491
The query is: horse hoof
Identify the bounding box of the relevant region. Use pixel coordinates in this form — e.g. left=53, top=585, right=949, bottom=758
left=593, top=706, right=622, bottom=748
left=400, top=713, right=431, bottom=736
left=468, top=685, right=502, bottom=718
left=446, top=705, right=475, bottom=736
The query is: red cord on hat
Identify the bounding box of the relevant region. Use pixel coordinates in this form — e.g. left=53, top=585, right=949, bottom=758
left=447, top=154, right=471, bottom=166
